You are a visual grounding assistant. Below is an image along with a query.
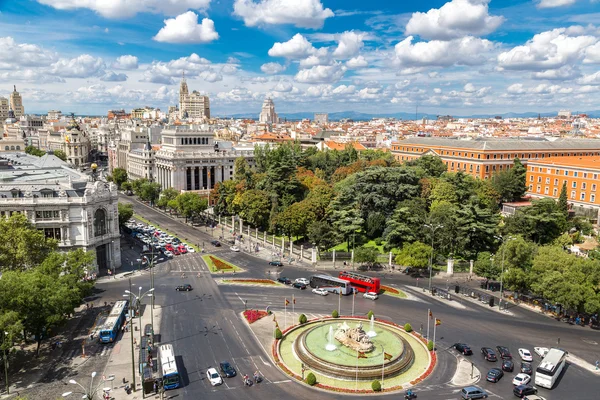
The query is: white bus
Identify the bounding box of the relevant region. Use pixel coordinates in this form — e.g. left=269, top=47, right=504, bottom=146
left=309, top=274, right=353, bottom=295
left=534, top=348, right=567, bottom=389
left=158, top=344, right=180, bottom=390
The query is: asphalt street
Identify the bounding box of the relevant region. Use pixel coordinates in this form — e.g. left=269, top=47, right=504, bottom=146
left=114, top=196, right=600, bottom=400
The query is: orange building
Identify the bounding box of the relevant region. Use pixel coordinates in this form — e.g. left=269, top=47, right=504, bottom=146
left=391, top=137, right=600, bottom=180
left=526, top=156, right=600, bottom=216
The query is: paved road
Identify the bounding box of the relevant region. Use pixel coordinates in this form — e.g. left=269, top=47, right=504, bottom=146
left=117, top=196, right=600, bottom=400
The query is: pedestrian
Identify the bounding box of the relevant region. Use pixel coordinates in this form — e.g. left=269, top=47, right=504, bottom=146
left=596, top=360, right=599, bottom=370
left=153, top=381, right=158, bottom=394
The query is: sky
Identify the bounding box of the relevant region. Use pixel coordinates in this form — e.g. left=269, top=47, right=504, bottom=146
left=2, top=0, right=600, bottom=116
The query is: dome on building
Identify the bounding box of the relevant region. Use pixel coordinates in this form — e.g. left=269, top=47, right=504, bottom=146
left=5, top=108, right=17, bottom=124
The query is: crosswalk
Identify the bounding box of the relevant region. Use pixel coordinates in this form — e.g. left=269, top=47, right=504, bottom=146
left=63, top=342, right=114, bottom=360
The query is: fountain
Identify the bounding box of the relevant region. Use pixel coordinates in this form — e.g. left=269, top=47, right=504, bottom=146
left=325, top=325, right=337, bottom=351
left=367, top=314, right=377, bottom=338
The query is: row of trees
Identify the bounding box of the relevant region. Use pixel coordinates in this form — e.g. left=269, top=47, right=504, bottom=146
left=24, top=146, right=67, bottom=161
left=0, top=214, right=95, bottom=355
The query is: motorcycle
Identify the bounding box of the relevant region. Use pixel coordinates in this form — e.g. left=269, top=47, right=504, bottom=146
left=243, top=376, right=253, bottom=387
left=404, top=390, right=417, bottom=399
left=253, top=374, right=263, bottom=384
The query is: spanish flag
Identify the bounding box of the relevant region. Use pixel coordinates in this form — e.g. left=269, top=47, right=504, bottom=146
left=429, top=309, right=433, bottom=319
left=273, top=315, right=277, bottom=322
left=285, top=298, right=290, bottom=306
left=293, top=297, right=296, bottom=304
left=384, top=352, right=392, bottom=361
left=358, top=351, right=367, bottom=359
left=435, top=318, right=441, bottom=326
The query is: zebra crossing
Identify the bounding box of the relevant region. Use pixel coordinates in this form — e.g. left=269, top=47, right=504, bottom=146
left=63, top=342, right=114, bottom=361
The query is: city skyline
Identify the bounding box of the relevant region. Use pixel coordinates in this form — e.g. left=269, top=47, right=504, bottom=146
left=2, top=0, right=600, bottom=116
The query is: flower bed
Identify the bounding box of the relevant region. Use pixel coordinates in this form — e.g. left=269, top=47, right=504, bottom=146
left=243, top=309, right=268, bottom=324
left=380, top=285, right=407, bottom=298
left=210, top=255, right=233, bottom=270
left=227, top=278, right=277, bottom=284
left=202, top=255, right=242, bottom=273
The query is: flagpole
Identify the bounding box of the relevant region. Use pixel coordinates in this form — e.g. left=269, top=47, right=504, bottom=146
left=352, top=290, right=355, bottom=317
left=381, top=345, right=385, bottom=389
left=284, top=300, right=287, bottom=330
left=339, top=287, right=342, bottom=316
left=433, top=320, right=437, bottom=352
left=292, top=294, right=295, bottom=314
left=426, top=308, right=430, bottom=342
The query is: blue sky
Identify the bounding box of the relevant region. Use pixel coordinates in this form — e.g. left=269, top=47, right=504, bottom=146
left=1, top=0, right=600, bottom=116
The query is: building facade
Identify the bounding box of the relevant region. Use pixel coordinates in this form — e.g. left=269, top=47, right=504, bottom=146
left=0, top=153, right=121, bottom=275
left=127, top=143, right=155, bottom=181
left=314, top=113, right=329, bottom=125
left=9, top=86, right=24, bottom=118
left=392, top=137, right=600, bottom=179
left=155, top=125, right=254, bottom=192
left=0, top=97, right=8, bottom=121
left=179, top=77, right=210, bottom=120
left=64, top=119, right=91, bottom=167
left=259, top=98, right=278, bottom=124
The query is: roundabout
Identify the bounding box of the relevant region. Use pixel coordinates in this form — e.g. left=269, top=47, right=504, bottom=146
left=274, top=316, right=435, bottom=394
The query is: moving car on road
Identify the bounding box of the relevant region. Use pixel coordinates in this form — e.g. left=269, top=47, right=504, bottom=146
left=175, top=284, right=192, bottom=291
left=481, top=347, right=497, bottom=362
left=513, top=384, right=537, bottom=398
left=520, top=362, right=533, bottom=374
left=502, top=359, right=514, bottom=372
left=206, top=367, right=223, bottom=386
left=454, top=343, right=473, bottom=355
left=312, top=288, right=328, bottom=296
left=211, top=240, right=221, bottom=247
left=486, top=368, right=503, bottom=383
left=363, top=292, right=379, bottom=300
left=177, top=245, right=187, bottom=254
left=512, top=373, right=531, bottom=386
left=269, top=260, right=283, bottom=267
left=496, top=346, right=512, bottom=359
left=518, top=348, right=533, bottom=362
left=295, top=278, right=310, bottom=285
left=230, top=246, right=240, bottom=252
left=219, top=362, right=237, bottom=378
left=292, top=282, right=307, bottom=290
left=461, top=386, right=488, bottom=399
left=277, top=277, right=291, bottom=285
left=523, top=396, right=546, bottom=400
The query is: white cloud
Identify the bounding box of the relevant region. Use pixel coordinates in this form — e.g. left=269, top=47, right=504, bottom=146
left=332, top=84, right=356, bottom=95
left=113, top=55, right=138, bottom=70
left=583, top=42, right=600, bottom=63
left=233, top=0, right=334, bottom=29
left=433, top=87, right=442, bottom=94
left=394, top=36, right=495, bottom=67
left=0, top=69, right=65, bottom=84
left=100, top=71, right=128, bottom=81
left=0, top=36, right=58, bottom=68
left=272, top=80, right=293, bottom=92
left=497, top=28, right=597, bottom=71
left=50, top=54, right=105, bottom=78
left=260, top=62, right=286, bottom=74
left=463, top=83, right=476, bottom=93
left=220, top=64, right=238, bottom=75
left=294, top=62, right=346, bottom=83
left=36, top=0, right=211, bottom=19
left=153, top=12, right=219, bottom=44
left=346, top=55, right=368, bottom=69
left=332, top=31, right=366, bottom=58
left=507, top=83, right=525, bottom=94
left=531, top=65, right=580, bottom=80
left=140, top=53, right=212, bottom=84
left=405, top=0, right=504, bottom=40
left=268, top=34, right=316, bottom=59
left=203, top=71, right=223, bottom=82
left=577, top=71, right=600, bottom=85
left=537, top=0, right=576, bottom=9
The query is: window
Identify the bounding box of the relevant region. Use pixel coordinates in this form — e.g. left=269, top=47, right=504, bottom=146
left=529, top=184, right=533, bottom=191
left=581, top=192, right=586, bottom=201
left=553, top=188, right=558, bottom=196
left=571, top=191, right=576, bottom=199
left=544, top=187, right=549, bottom=194
left=93, top=208, right=107, bottom=236
left=583, top=173, right=588, bottom=178
left=592, top=194, right=596, bottom=203
left=554, top=179, right=558, bottom=186
left=537, top=185, right=541, bottom=193
left=574, top=172, right=578, bottom=177
left=44, top=228, right=61, bottom=240
left=582, top=182, right=587, bottom=190
left=572, top=182, right=577, bottom=188
left=537, top=177, right=542, bottom=183
left=564, top=170, right=569, bottom=176
left=594, top=174, right=598, bottom=180
left=593, top=184, right=597, bottom=191
left=545, top=178, right=550, bottom=184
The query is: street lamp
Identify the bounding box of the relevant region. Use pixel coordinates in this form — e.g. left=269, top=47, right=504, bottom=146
left=424, top=223, right=443, bottom=293
left=2, top=331, right=9, bottom=395
left=494, top=235, right=515, bottom=310
left=62, top=371, right=106, bottom=400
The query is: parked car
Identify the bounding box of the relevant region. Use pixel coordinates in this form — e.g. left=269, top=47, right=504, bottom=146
left=454, top=343, right=473, bottom=355
left=269, top=260, right=283, bottom=267
left=185, top=245, right=195, bottom=253
left=486, top=368, right=503, bottom=383
left=176, top=284, right=192, bottom=291
left=518, top=348, right=533, bottom=362
left=178, top=245, right=187, bottom=254
left=312, top=288, right=328, bottom=296
left=172, top=248, right=180, bottom=256
left=211, top=240, right=221, bottom=247
left=513, top=384, right=537, bottom=398
left=230, top=246, right=240, bottom=252
left=461, top=386, right=488, bottom=399
left=481, top=347, right=497, bottom=362
left=363, top=292, right=379, bottom=300
left=163, top=250, right=173, bottom=258
left=534, top=347, right=549, bottom=358
left=277, top=277, right=292, bottom=285
left=165, top=244, right=174, bottom=252
left=295, top=278, right=310, bottom=285
left=206, top=367, right=223, bottom=386
left=292, top=282, right=307, bottom=290
left=502, top=359, right=514, bottom=372
left=219, top=362, right=237, bottom=378
left=512, top=373, right=531, bottom=386
left=496, top=346, right=512, bottom=359
left=520, top=362, right=533, bottom=375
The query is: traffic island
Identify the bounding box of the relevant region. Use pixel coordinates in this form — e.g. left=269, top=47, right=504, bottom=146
left=380, top=285, right=408, bottom=299
left=201, top=254, right=244, bottom=274
left=218, top=278, right=285, bottom=287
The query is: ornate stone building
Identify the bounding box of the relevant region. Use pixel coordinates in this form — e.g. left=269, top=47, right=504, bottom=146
left=179, top=76, right=210, bottom=120
left=259, top=98, right=278, bottom=124
left=9, top=85, right=24, bottom=118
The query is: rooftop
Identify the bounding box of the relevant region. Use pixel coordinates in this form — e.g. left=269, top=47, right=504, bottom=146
left=395, top=137, right=600, bottom=151
left=527, top=156, right=600, bottom=170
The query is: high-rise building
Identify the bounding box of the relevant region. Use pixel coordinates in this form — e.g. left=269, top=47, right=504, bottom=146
left=0, top=97, right=8, bottom=121
left=179, top=75, right=210, bottom=120
left=259, top=98, right=278, bottom=124
left=9, top=85, right=24, bottom=118
left=314, top=113, right=329, bottom=125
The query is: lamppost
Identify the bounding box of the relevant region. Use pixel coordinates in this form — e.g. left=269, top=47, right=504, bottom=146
left=424, top=223, right=443, bottom=293
left=2, top=331, right=9, bottom=395
left=62, top=371, right=106, bottom=400
left=494, top=235, right=514, bottom=310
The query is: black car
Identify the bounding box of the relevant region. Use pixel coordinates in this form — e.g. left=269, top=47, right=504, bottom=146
left=269, top=260, right=284, bottom=267
left=513, top=384, right=537, bottom=398
left=454, top=343, right=473, bottom=355
left=502, top=359, right=514, bottom=372
left=292, top=282, right=307, bottom=290
left=520, top=362, right=533, bottom=375
left=481, top=347, right=497, bottom=362
left=176, top=284, right=192, bottom=291
left=277, top=277, right=292, bottom=284
left=219, top=362, right=237, bottom=378
left=211, top=240, right=221, bottom=247
left=496, top=346, right=512, bottom=360
left=486, top=368, right=503, bottom=383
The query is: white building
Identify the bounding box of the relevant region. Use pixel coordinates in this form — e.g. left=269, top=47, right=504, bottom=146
left=314, top=113, right=329, bottom=125
left=9, top=86, right=24, bottom=118
left=179, top=77, right=210, bottom=120
left=48, top=110, right=62, bottom=120
left=0, top=152, right=121, bottom=275
left=0, top=97, right=8, bottom=121
left=155, top=125, right=254, bottom=192
left=259, top=98, right=278, bottom=124
left=127, top=143, right=156, bottom=181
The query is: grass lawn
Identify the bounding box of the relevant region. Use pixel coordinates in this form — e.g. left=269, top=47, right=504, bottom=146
left=380, top=285, right=408, bottom=299
left=329, top=239, right=387, bottom=253
left=202, top=254, right=243, bottom=273
left=133, top=214, right=200, bottom=252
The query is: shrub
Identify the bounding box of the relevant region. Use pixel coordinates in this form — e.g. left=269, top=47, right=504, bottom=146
left=371, top=380, right=381, bottom=392
left=332, top=309, right=339, bottom=318
left=306, top=372, right=317, bottom=386
left=427, top=340, right=434, bottom=351
left=374, top=238, right=383, bottom=246
left=367, top=310, right=374, bottom=320
left=299, top=314, right=307, bottom=324
left=275, top=328, right=282, bottom=340
left=404, top=323, right=412, bottom=332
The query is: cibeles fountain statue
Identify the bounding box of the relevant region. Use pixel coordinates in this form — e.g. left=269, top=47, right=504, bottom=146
left=334, top=321, right=374, bottom=352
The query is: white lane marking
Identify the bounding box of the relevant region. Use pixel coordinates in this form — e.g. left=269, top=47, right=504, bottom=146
left=259, top=356, right=270, bottom=366
left=272, top=380, right=292, bottom=384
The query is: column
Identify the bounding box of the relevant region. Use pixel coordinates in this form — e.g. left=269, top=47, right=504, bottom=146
left=191, top=167, right=196, bottom=190
left=195, top=166, right=200, bottom=190
left=216, top=165, right=222, bottom=183
left=447, top=258, right=455, bottom=276
left=200, top=166, right=205, bottom=189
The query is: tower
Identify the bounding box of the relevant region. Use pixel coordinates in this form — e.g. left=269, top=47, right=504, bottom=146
left=10, top=85, right=24, bottom=118
left=259, top=98, right=278, bottom=124
left=179, top=71, right=188, bottom=110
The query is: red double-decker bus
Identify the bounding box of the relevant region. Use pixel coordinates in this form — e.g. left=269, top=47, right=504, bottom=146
left=338, top=271, right=381, bottom=293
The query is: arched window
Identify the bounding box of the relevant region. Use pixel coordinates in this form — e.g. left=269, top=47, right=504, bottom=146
left=10, top=146, right=15, bottom=150
left=4, top=146, right=8, bottom=151
left=94, top=208, right=107, bottom=236
left=16, top=145, right=20, bottom=150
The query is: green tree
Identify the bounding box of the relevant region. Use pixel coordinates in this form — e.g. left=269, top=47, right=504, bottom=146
left=121, top=181, right=133, bottom=192
left=25, top=145, right=46, bottom=157
left=118, top=202, right=134, bottom=227
left=235, top=189, right=271, bottom=229
left=354, top=246, right=378, bottom=266
left=306, top=372, right=317, bottom=386
left=367, top=310, right=374, bottom=320
left=404, top=323, right=412, bottom=332
left=272, top=200, right=316, bottom=240
left=299, top=314, right=307, bottom=324
left=491, top=159, right=527, bottom=203
left=138, top=182, right=162, bottom=205
left=53, top=149, right=67, bottom=162
left=503, top=198, right=567, bottom=244
left=307, top=221, right=339, bottom=254
left=473, top=251, right=501, bottom=279
left=558, top=181, right=568, bottom=216
left=365, top=212, right=386, bottom=238
left=371, top=380, right=381, bottom=392
left=130, top=178, right=148, bottom=195
left=394, top=241, right=432, bottom=268
left=405, top=155, right=447, bottom=177
left=274, top=327, right=282, bottom=339
left=174, top=192, right=208, bottom=223
left=157, top=187, right=179, bottom=208
left=384, top=198, right=428, bottom=248
left=332, top=310, right=339, bottom=318
left=112, top=168, right=128, bottom=189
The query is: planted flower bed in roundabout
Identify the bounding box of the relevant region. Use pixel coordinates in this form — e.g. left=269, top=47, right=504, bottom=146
left=273, top=316, right=435, bottom=394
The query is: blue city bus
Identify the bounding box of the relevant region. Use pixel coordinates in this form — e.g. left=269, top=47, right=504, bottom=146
left=159, top=344, right=180, bottom=389
left=98, top=300, right=128, bottom=343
